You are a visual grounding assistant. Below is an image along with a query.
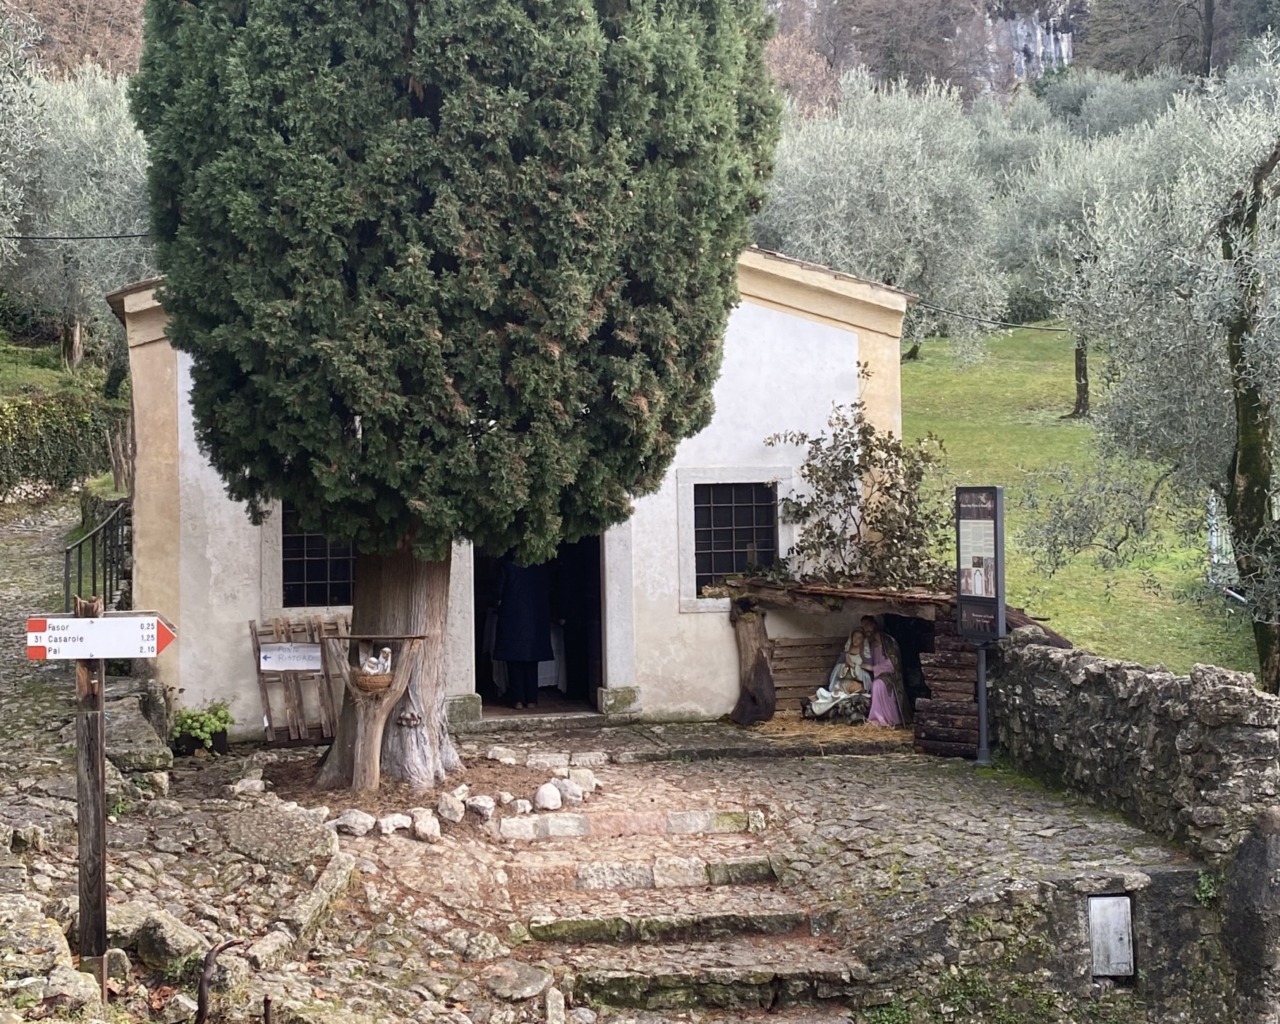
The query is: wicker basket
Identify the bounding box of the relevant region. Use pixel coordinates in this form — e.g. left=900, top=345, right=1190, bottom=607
left=354, top=672, right=394, bottom=693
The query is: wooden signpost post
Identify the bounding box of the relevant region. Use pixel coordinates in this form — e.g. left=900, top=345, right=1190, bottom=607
left=25, top=606, right=177, bottom=1000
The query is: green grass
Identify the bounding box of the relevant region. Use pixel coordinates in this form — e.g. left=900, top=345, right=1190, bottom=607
left=902, top=329, right=1256, bottom=675
left=0, top=341, right=69, bottom=396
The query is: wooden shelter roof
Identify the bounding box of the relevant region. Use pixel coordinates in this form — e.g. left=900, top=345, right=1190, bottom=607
left=724, top=578, right=1073, bottom=649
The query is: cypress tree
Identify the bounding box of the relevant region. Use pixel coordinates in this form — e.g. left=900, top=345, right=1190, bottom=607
left=132, top=0, right=779, bottom=789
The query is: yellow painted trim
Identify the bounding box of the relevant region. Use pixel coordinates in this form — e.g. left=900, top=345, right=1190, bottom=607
left=737, top=249, right=912, bottom=339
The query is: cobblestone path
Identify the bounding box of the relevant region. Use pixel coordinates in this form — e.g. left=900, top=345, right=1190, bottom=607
left=0, top=500, right=79, bottom=769
left=0, top=502, right=1214, bottom=1024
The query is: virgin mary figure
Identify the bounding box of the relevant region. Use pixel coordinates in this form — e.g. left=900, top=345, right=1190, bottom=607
left=860, top=615, right=910, bottom=727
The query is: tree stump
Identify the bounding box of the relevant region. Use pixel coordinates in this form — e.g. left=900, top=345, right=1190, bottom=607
left=729, top=598, right=776, bottom=725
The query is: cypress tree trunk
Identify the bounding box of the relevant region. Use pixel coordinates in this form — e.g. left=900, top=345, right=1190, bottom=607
left=314, top=546, right=459, bottom=790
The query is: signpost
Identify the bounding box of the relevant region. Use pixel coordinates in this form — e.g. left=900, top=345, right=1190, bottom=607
left=956, top=486, right=1006, bottom=766
left=25, top=606, right=176, bottom=1001
left=258, top=642, right=322, bottom=673
left=26, top=614, right=176, bottom=661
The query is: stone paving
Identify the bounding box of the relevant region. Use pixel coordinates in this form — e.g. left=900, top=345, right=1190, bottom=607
left=0, top=500, right=1202, bottom=1024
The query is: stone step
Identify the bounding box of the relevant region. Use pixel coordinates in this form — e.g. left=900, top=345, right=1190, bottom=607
left=498, top=835, right=776, bottom=891
left=589, top=1008, right=857, bottom=1024
left=558, top=934, right=867, bottom=1009
left=497, top=805, right=765, bottom=841
left=519, top=885, right=812, bottom=944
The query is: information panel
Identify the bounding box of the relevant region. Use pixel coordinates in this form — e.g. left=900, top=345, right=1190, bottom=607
left=956, top=486, right=1006, bottom=640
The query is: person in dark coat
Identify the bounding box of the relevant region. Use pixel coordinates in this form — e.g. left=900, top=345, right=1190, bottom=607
left=493, top=558, right=554, bottom=709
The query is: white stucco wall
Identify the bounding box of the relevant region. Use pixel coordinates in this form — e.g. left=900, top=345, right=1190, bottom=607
left=170, top=354, right=475, bottom=736
left=140, top=257, right=903, bottom=726
left=175, top=353, right=264, bottom=733
left=623, top=300, right=865, bottom=718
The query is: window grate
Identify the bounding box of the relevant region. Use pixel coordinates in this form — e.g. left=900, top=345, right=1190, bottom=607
left=281, top=503, right=354, bottom=608
left=693, top=482, right=777, bottom=595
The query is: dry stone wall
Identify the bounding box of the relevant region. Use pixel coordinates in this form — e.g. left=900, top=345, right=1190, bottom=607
left=990, top=627, right=1280, bottom=864
left=989, top=628, right=1280, bottom=1021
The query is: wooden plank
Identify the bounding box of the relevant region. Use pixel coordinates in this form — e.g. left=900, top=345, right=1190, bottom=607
left=924, top=683, right=977, bottom=697
left=272, top=618, right=304, bottom=741
left=308, top=616, right=338, bottom=739
left=915, top=740, right=977, bottom=759
left=916, top=717, right=976, bottom=731
left=771, top=636, right=845, bottom=650
left=926, top=687, right=976, bottom=703
left=772, top=661, right=838, bottom=678
left=916, top=699, right=976, bottom=713
left=249, top=620, right=277, bottom=744
left=926, top=677, right=976, bottom=692
left=74, top=596, right=107, bottom=997
left=920, top=651, right=978, bottom=667
left=921, top=660, right=977, bottom=675
left=915, top=726, right=980, bottom=744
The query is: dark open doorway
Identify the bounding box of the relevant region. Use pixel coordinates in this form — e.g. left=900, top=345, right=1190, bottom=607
left=881, top=613, right=936, bottom=714
left=474, top=536, right=603, bottom=716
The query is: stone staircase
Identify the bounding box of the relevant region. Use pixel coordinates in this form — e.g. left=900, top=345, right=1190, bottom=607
left=481, top=785, right=865, bottom=1014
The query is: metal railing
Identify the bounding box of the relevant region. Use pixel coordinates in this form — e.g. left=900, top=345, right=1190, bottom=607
left=64, top=502, right=132, bottom=613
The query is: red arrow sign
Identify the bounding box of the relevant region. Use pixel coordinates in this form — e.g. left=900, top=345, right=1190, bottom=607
left=155, top=617, right=175, bottom=656
left=25, top=612, right=177, bottom=661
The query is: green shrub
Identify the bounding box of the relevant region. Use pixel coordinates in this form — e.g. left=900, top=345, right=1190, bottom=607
left=0, top=391, right=124, bottom=499
left=172, top=701, right=234, bottom=749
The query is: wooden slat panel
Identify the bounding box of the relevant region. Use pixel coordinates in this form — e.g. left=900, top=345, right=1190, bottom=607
left=272, top=617, right=305, bottom=741
left=772, top=636, right=846, bottom=650
left=307, top=616, right=337, bottom=739
left=249, top=615, right=348, bottom=749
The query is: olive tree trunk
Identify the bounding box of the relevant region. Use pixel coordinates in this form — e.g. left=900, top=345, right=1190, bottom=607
left=314, top=545, right=460, bottom=791
left=1067, top=340, right=1089, bottom=419
left=62, top=316, right=84, bottom=371
left=1220, top=138, right=1280, bottom=694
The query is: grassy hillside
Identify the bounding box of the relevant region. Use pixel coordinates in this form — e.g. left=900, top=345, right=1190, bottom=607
left=902, top=329, right=1257, bottom=676
left=0, top=342, right=72, bottom=396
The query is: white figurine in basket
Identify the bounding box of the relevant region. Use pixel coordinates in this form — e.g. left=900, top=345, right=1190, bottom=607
left=360, top=647, right=393, bottom=675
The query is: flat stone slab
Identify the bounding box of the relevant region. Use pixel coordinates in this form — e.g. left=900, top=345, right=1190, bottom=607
left=222, top=806, right=339, bottom=869
left=522, top=885, right=810, bottom=944
left=279, top=852, right=356, bottom=939
left=102, top=696, right=173, bottom=772
left=563, top=935, right=869, bottom=1010
left=482, top=958, right=554, bottom=1001
left=0, top=894, right=72, bottom=980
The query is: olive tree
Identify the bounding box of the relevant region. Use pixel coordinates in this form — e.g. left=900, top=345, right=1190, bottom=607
left=2, top=64, right=152, bottom=367
left=132, top=0, right=779, bottom=790
left=755, top=70, right=1008, bottom=356
left=1040, top=48, right=1280, bottom=689
left=0, top=14, right=39, bottom=272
